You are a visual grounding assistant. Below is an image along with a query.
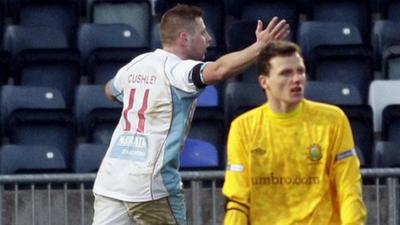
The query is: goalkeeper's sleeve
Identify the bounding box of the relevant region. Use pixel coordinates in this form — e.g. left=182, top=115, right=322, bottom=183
left=224, top=201, right=249, bottom=225
left=223, top=119, right=250, bottom=225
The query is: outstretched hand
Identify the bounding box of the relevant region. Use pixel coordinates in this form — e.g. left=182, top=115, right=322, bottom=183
left=255, top=17, right=290, bottom=46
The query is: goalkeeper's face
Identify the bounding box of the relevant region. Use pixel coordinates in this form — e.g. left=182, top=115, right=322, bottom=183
left=259, top=53, right=306, bottom=110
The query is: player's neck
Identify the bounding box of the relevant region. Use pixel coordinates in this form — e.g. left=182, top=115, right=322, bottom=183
left=163, top=45, right=189, bottom=60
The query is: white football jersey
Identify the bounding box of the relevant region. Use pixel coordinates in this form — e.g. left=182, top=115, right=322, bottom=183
left=93, top=49, right=205, bottom=202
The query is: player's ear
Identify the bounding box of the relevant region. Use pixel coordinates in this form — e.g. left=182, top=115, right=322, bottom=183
left=258, top=74, right=269, bottom=90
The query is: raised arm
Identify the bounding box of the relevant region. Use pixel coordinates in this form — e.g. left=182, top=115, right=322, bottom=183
left=202, top=17, right=290, bottom=84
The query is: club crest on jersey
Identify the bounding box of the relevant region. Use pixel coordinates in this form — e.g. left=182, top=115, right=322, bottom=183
left=308, top=144, right=322, bottom=161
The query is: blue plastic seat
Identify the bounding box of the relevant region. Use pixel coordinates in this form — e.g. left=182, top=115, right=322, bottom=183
left=11, top=0, right=80, bottom=46
left=1, top=85, right=66, bottom=127
left=0, top=145, right=67, bottom=174
left=180, top=138, right=219, bottom=169
left=88, top=0, right=152, bottom=48
left=371, top=20, right=400, bottom=71
left=382, top=45, right=400, bottom=80
left=3, top=25, right=69, bottom=56
left=78, top=23, right=148, bottom=68
left=381, top=104, right=400, bottom=143
left=197, top=85, right=219, bottom=107
left=305, top=81, right=363, bottom=105
left=297, top=21, right=363, bottom=67
left=0, top=51, right=11, bottom=85
left=13, top=49, right=80, bottom=107
left=341, top=105, right=374, bottom=168
left=75, top=85, right=121, bottom=144
left=373, top=141, right=400, bottom=168
left=0, top=1, right=5, bottom=45
left=1, top=85, right=75, bottom=166
left=73, top=143, right=108, bottom=173
left=240, top=0, right=299, bottom=41
left=380, top=0, right=400, bottom=21
left=308, top=45, right=374, bottom=104
left=87, top=47, right=148, bottom=84
left=226, top=20, right=259, bottom=82
left=223, top=82, right=266, bottom=126
left=308, top=0, right=371, bottom=42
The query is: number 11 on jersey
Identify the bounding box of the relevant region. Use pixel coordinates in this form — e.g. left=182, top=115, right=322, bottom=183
left=122, top=88, right=150, bottom=133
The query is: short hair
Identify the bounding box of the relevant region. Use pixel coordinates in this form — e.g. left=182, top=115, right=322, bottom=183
left=160, top=4, right=203, bottom=47
left=257, top=41, right=302, bottom=76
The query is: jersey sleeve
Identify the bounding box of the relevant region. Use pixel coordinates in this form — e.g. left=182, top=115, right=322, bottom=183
left=332, top=111, right=367, bottom=225
left=167, top=60, right=207, bottom=93
left=224, top=201, right=248, bottom=225
left=222, top=119, right=250, bottom=225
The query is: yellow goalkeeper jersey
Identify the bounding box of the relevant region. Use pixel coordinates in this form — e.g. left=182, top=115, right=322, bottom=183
left=223, top=100, right=366, bottom=225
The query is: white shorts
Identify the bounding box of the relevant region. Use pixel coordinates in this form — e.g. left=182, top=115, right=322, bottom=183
left=92, top=192, right=186, bottom=225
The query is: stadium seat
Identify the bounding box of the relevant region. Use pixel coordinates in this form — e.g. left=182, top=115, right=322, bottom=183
left=368, top=80, right=400, bottom=133
left=354, top=146, right=366, bottom=168
left=240, top=0, right=299, bottom=41
left=0, top=51, right=11, bottom=85
left=12, top=49, right=81, bottom=107
left=341, top=105, right=374, bottom=168
left=74, top=85, right=121, bottom=144
left=226, top=20, right=259, bottom=82
left=307, top=0, right=371, bottom=42
left=1, top=85, right=75, bottom=166
left=197, top=85, right=219, bottom=107
left=371, top=20, right=400, bottom=69
left=10, top=0, right=80, bottom=46
left=150, top=21, right=161, bottom=50
left=223, top=82, right=266, bottom=126
left=3, top=25, right=78, bottom=106
left=305, top=81, right=363, bottom=105
left=73, top=143, right=108, bottom=173
left=88, top=0, right=152, bottom=48
left=190, top=107, right=225, bottom=168
left=226, top=20, right=257, bottom=52
left=3, top=25, right=69, bottom=56
left=381, top=104, right=400, bottom=143
left=382, top=45, right=400, bottom=80
left=180, top=138, right=219, bottom=169
left=0, top=1, right=5, bottom=45
left=373, top=141, right=400, bottom=168
left=380, top=0, right=400, bottom=21
left=371, top=20, right=400, bottom=72
left=297, top=21, right=363, bottom=67
left=86, top=47, right=148, bottom=84
left=77, top=23, right=148, bottom=68
left=309, top=45, right=374, bottom=103
left=0, top=85, right=66, bottom=129
left=0, top=145, right=67, bottom=174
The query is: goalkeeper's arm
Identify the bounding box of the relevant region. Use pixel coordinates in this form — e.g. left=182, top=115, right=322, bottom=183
left=224, top=200, right=249, bottom=225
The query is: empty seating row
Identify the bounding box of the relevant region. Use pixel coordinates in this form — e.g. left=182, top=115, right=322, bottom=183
left=0, top=21, right=397, bottom=110
left=0, top=0, right=152, bottom=46
left=0, top=84, right=224, bottom=174
left=0, top=0, right=398, bottom=56
left=0, top=79, right=399, bottom=168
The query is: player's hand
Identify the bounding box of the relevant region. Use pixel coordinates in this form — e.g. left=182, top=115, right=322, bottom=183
left=255, top=17, right=290, bottom=46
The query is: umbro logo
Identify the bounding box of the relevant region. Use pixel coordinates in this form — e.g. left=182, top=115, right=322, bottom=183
left=251, top=148, right=266, bottom=156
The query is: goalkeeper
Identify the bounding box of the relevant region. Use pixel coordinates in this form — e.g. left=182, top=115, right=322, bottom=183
left=223, top=40, right=366, bottom=225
